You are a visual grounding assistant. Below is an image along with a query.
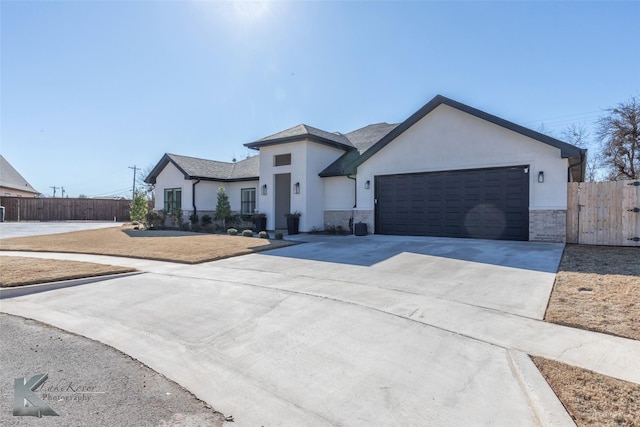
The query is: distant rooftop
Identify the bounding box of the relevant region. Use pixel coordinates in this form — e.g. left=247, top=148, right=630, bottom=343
left=0, top=155, right=40, bottom=194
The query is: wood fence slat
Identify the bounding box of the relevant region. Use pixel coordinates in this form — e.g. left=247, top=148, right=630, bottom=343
left=0, top=197, right=131, bottom=222
left=566, top=182, right=579, bottom=243
left=567, top=180, right=640, bottom=247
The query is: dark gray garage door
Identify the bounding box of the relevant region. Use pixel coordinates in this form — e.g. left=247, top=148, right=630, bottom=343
left=375, top=166, right=529, bottom=241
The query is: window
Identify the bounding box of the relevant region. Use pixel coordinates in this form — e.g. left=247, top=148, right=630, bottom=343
left=241, top=188, right=256, bottom=217
left=164, top=188, right=182, bottom=215
left=274, top=153, right=291, bottom=166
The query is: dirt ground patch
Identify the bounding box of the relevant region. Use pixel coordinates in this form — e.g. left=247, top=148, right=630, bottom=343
left=0, top=256, right=135, bottom=287
left=545, top=244, right=640, bottom=341
left=532, top=356, right=640, bottom=426
left=0, top=225, right=294, bottom=264
left=540, top=244, right=640, bottom=426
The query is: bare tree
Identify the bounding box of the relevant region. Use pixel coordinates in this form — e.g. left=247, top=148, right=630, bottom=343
left=597, top=97, right=640, bottom=180
left=137, top=163, right=156, bottom=195
left=561, top=123, right=590, bottom=148
left=560, top=123, right=604, bottom=182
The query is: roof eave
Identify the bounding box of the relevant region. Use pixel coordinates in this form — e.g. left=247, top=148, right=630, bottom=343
left=245, top=135, right=354, bottom=152
left=191, top=176, right=259, bottom=183
left=145, top=154, right=192, bottom=184
left=350, top=95, right=586, bottom=170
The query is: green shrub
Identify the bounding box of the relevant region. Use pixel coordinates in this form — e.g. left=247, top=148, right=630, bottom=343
left=275, top=232, right=284, bottom=240
left=130, top=191, right=148, bottom=223
left=259, top=231, right=269, bottom=239
left=145, top=211, right=163, bottom=229
left=201, top=215, right=212, bottom=225
left=227, top=228, right=238, bottom=236
left=215, top=188, right=232, bottom=229
left=189, top=213, right=199, bottom=225
left=242, top=229, right=254, bottom=237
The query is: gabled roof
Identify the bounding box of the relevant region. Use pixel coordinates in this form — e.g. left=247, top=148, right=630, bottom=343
left=145, top=153, right=259, bottom=184
left=0, top=155, right=39, bottom=194
left=245, top=124, right=354, bottom=151
left=321, top=95, right=587, bottom=179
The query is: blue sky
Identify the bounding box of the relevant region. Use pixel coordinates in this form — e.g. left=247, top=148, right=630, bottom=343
left=1, top=1, right=638, bottom=198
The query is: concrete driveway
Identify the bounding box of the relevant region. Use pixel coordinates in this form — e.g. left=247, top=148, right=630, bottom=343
left=3, top=235, right=639, bottom=426
left=0, top=221, right=124, bottom=239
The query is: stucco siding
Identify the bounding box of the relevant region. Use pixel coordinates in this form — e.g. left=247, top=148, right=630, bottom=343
left=304, top=143, right=345, bottom=231
left=323, top=176, right=354, bottom=210
left=153, top=162, right=189, bottom=211
left=193, top=181, right=219, bottom=212
left=257, top=141, right=344, bottom=231
left=357, top=104, right=569, bottom=211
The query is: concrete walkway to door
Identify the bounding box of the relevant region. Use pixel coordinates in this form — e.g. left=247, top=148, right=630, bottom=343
left=2, top=235, right=639, bottom=426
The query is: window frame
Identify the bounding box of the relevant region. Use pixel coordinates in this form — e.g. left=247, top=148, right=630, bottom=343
left=274, top=153, right=291, bottom=166
left=240, top=187, right=256, bottom=218
left=163, top=188, right=182, bottom=216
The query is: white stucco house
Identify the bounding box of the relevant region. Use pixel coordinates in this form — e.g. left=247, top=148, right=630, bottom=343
left=146, top=95, right=586, bottom=242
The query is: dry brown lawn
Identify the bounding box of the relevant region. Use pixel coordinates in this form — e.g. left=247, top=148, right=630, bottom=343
left=532, top=356, right=640, bottom=427
left=545, top=244, right=640, bottom=341
left=0, top=225, right=294, bottom=264
left=541, top=244, right=640, bottom=426
left=0, top=256, right=135, bottom=287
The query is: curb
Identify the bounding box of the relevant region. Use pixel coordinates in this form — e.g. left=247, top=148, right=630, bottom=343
left=507, top=349, right=576, bottom=426
left=0, top=272, right=142, bottom=299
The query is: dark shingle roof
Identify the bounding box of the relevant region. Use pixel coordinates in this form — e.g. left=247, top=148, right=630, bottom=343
left=0, top=155, right=39, bottom=194
left=344, top=123, right=399, bottom=153
left=145, top=153, right=259, bottom=184
left=319, top=123, right=399, bottom=177
left=245, top=124, right=353, bottom=150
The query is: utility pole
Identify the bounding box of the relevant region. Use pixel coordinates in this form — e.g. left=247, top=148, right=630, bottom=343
left=128, top=165, right=139, bottom=199
left=61, top=187, right=65, bottom=198
left=50, top=186, right=58, bottom=197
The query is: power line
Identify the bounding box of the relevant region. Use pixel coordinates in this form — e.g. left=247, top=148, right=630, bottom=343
left=87, top=187, right=132, bottom=198
left=524, top=110, right=602, bottom=125
left=50, top=186, right=58, bottom=197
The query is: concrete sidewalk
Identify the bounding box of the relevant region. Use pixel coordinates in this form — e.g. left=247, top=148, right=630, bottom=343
left=2, top=240, right=639, bottom=426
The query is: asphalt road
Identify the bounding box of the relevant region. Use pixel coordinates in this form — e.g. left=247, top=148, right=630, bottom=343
left=0, top=313, right=226, bottom=426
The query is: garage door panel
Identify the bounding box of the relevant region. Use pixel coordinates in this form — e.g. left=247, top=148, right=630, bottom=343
left=375, top=166, right=529, bottom=241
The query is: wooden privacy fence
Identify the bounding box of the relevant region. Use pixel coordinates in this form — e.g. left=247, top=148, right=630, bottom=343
left=567, top=180, right=640, bottom=246
left=0, top=197, right=131, bottom=222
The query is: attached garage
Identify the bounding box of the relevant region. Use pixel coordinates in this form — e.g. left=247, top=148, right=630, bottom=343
left=374, top=166, right=530, bottom=241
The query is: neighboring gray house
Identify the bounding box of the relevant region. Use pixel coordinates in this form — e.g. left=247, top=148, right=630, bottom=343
left=0, top=155, right=40, bottom=197
left=147, top=95, right=586, bottom=242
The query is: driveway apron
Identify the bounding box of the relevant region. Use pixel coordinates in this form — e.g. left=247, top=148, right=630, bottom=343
left=2, top=236, right=636, bottom=426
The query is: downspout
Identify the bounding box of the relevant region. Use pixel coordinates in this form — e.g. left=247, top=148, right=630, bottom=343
left=347, top=174, right=357, bottom=234
left=568, top=149, right=587, bottom=182
left=192, top=179, right=200, bottom=215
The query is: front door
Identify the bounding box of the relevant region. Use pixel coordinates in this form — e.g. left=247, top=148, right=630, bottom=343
left=274, top=173, right=291, bottom=229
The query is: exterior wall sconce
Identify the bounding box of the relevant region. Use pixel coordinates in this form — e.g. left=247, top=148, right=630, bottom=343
left=261, top=184, right=267, bottom=195
left=294, top=182, right=300, bottom=194
left=365, top=180, right=371, bottom=189
left=538, top=171, right=544, bottom=183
